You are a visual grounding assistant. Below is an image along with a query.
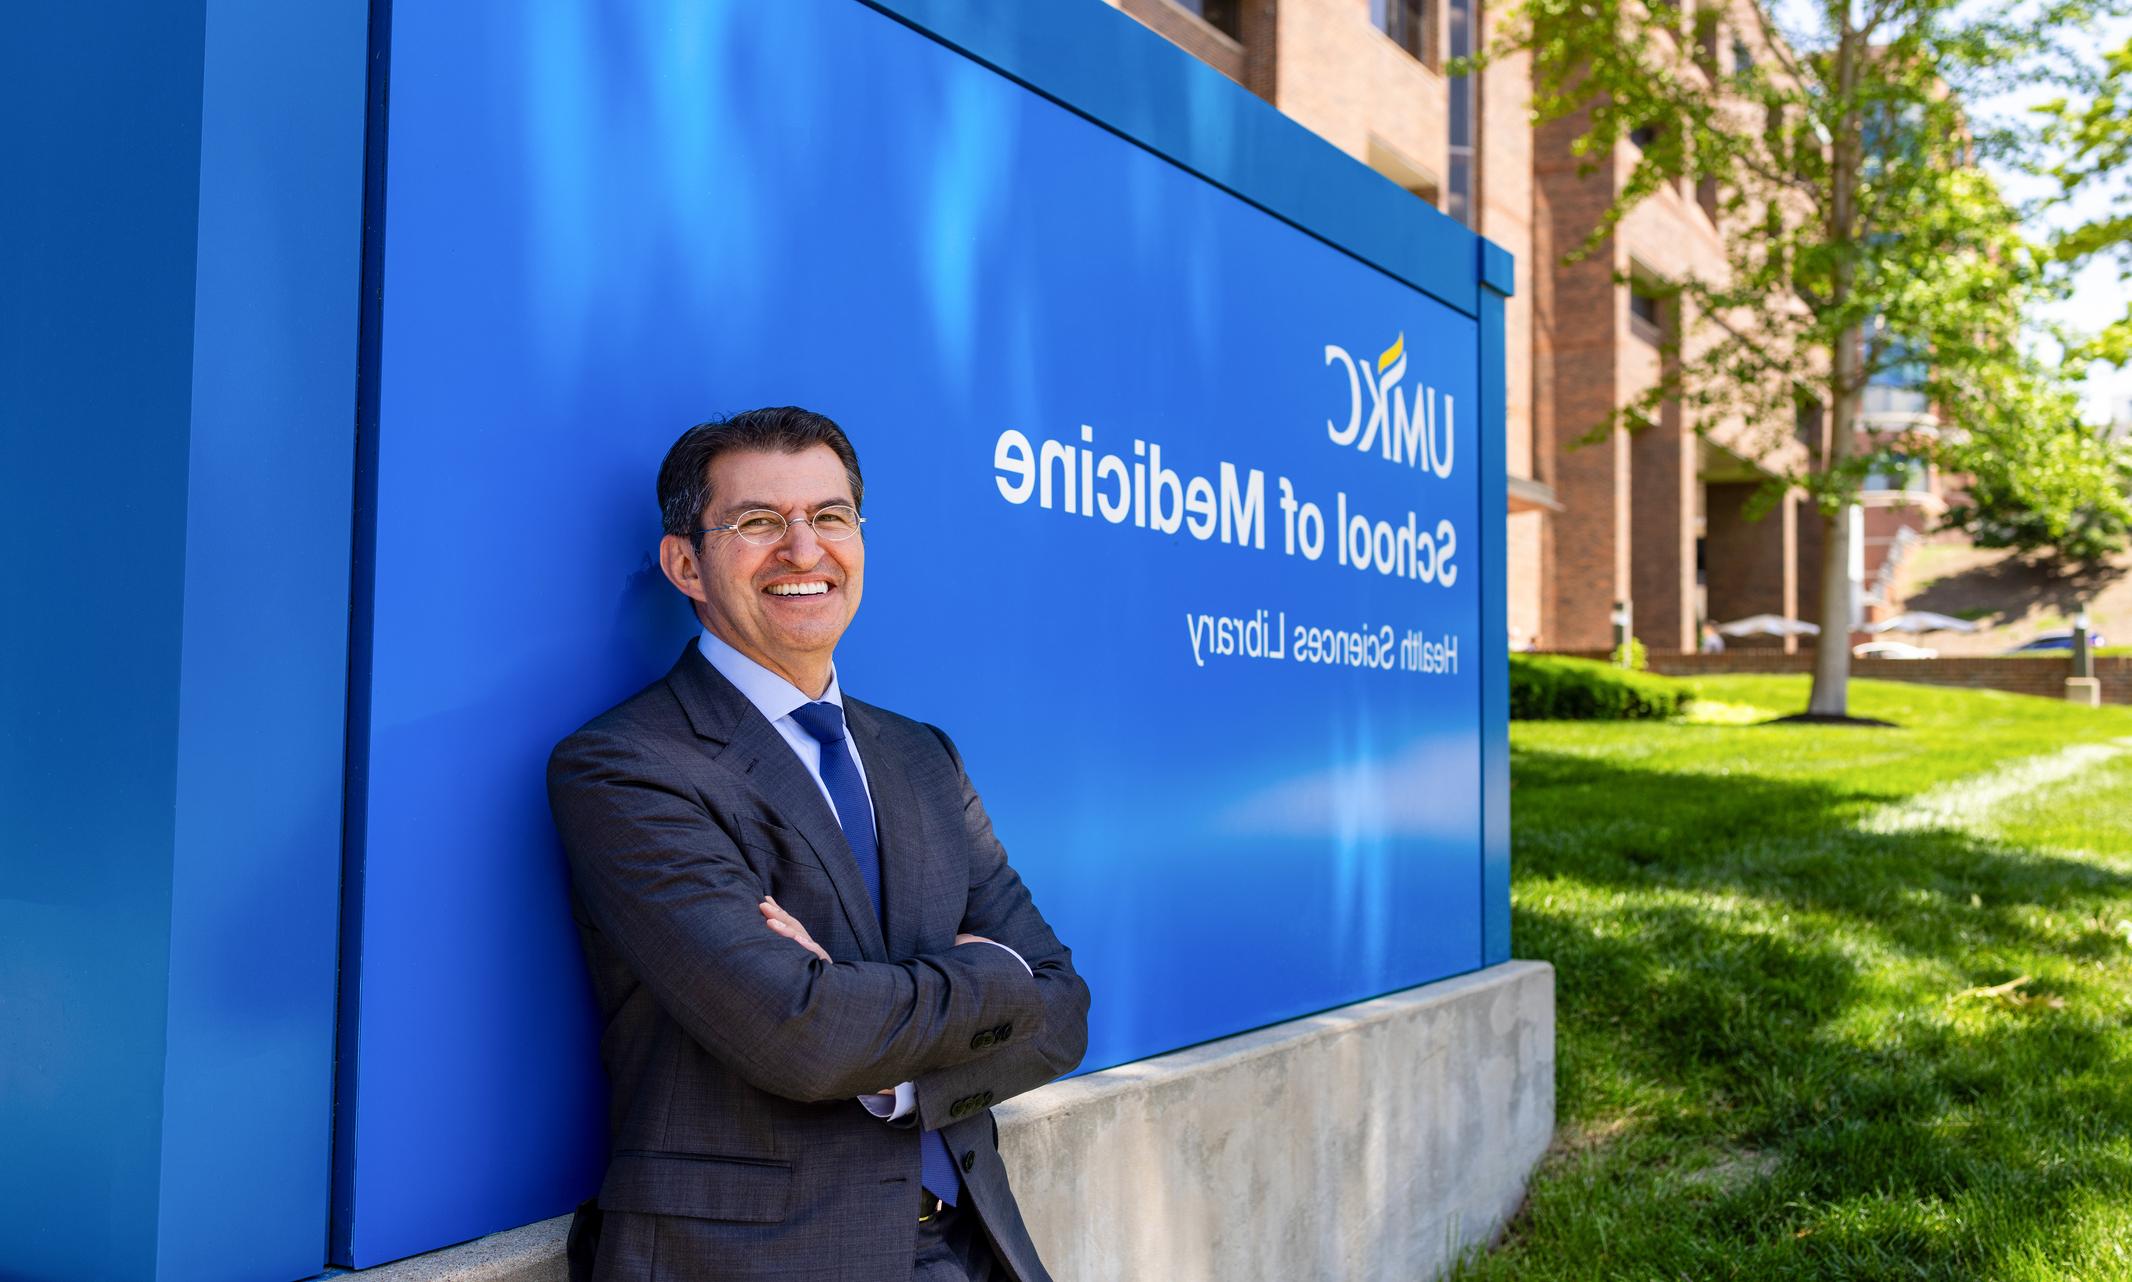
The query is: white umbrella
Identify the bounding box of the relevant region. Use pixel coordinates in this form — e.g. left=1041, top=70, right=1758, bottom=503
left=1864, top=611, right=1980, bottom=635
left=1717, top=614, right=1822, bottom=638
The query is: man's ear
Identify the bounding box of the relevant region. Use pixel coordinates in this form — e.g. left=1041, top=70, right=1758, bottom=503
left=658, top=533, right=711, bottom=608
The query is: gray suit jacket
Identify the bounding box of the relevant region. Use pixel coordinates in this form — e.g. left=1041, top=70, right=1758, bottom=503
left=548, top=643, right=1090, bottom=1282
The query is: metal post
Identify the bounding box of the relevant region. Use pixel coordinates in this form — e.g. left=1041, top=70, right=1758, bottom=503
left=1611, top=599, right=1633, bottom=667
left=2066, top=607, right=2102, bottom=705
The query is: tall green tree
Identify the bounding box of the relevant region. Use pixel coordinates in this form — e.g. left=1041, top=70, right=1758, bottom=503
left=1938, top=358, right=2132, bottom=564
left=1484, top=0, right=2111, bottom=715
left=1941, top=34, right=2132, bottom=569
left=2045, top=37, right=2132, bottom=365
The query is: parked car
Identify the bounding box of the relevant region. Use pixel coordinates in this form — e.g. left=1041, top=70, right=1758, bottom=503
left=2002, top=629, right=2107, bottom=654
left=1854, top=641, right=1937, bottom=660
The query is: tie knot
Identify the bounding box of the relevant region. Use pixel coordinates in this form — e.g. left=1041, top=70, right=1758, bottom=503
left=790, top=700, right=848, bottom=746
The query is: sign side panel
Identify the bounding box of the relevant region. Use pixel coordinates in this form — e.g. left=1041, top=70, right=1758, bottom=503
left=158, top=1, right=371, bottom=1278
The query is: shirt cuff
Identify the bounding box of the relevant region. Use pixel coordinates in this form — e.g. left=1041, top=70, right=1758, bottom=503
left=965, top=938, right=1033, bottom=975
left=859, top=1080, right=917, bottom=1121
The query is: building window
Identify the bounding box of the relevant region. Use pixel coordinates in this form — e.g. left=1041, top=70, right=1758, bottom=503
left=1865, top=333, right=1930, bottom=416
left=1864, top=453, right=1929, bottom=494
left=1732, top=38, right=1754, bottom=74
left=1373, top=0, right=1431, bottom=62
left=1862, top=384, right=1931, bottom=416
left=1445, top=0, right=1476, bottom=226
left=1171, top=0, right=1242, bottom=38
left=1629, top=287, right=1664, bottom=343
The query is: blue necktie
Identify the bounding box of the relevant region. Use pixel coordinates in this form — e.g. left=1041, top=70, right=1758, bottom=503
left=789, top=700, right=963, bottom=1206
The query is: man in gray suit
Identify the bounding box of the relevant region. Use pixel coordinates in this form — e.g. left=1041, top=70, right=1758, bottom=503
left=549, top=407, right=1090, bottom=1281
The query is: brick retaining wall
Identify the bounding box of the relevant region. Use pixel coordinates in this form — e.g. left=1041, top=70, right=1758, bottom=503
left=1545, top=650, right=2132, bottom=705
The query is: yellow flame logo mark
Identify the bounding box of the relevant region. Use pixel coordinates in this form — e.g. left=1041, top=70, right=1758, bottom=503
left=1377, top=332, right=1405, bottom=374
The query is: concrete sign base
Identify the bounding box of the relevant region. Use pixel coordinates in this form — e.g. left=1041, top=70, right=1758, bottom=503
left=344, top=961, right=1555, bottom=1282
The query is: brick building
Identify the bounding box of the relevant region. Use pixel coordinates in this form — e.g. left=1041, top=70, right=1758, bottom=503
left=1111, top=0, right=1942, bottom=654
left=1108, top=0, right=1548, bottom=636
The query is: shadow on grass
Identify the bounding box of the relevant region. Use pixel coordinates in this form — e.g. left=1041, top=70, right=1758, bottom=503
left=1454, top=747, right=2132, bottom=1281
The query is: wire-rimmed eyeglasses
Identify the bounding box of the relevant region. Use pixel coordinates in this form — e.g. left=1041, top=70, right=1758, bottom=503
left=699, top=503, right=865, bottom=546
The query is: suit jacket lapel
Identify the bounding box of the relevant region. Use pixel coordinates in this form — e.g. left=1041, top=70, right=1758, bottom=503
left=845, top=699, right=943, bottom=962
left=665, top=644, right=888, bottom=962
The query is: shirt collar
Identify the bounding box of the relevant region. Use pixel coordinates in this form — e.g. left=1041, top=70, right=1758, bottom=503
left=696, top=628, right=844, bottom=725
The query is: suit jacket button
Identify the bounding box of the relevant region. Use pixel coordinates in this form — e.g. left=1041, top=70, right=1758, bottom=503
left=961, top=1150, right=976, bottom=1173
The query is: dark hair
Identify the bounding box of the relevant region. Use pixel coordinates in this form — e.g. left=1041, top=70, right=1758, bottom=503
left=657, top=407, right=864, bottom=541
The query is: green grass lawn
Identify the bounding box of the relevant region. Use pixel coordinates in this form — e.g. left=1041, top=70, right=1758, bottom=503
left=1456, top=676, right=2132, bottom=1281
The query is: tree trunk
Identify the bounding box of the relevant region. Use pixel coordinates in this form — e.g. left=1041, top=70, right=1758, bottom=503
left=1808, top=333, right=1861, bottom=716
left=1807, top=499, right=1853, bottom=715
left=1808, top=24, right=1863, bottom=718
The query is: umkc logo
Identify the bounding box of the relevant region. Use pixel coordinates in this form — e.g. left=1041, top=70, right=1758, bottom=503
left=1323, top=332, right=1456, bottom=478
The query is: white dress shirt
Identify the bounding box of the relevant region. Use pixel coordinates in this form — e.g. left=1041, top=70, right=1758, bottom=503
left=697, top=628, right=876, bottom=825
left=695, top=629, right=1025, bottom=1124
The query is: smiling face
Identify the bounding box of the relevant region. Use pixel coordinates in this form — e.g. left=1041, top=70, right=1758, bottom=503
left=658, top=444, right=864, bottom=696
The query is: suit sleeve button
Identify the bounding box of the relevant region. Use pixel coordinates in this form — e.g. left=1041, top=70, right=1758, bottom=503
left=961, top=1150, right=977, bottom=1173
left=997, top=1022, right=1013, bottom=1040
left=970, top=1032, right=995, bottom=1050
left=980, top=1090, right=997, bottom=1107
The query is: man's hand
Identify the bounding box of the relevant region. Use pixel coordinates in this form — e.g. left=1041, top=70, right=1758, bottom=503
left=756, top=902, right=925, bottom=1106
left=761, top=896, right=997, bottom=958
left=758, top=896, right=831, bottom=963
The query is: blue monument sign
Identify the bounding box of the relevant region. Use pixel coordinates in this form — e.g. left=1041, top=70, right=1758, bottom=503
left=1, top=1, right=1510, bottom=1277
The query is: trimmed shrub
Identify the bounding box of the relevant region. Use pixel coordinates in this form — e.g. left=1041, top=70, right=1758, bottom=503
left=1510, top=654, right=1688, bottom=720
